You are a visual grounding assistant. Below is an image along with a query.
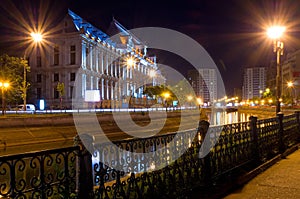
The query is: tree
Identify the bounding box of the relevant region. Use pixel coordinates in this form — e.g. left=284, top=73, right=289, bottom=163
left=169, top=79, right=196, bottom=106
left=0, top=54, right=29, bottom=105
left=56, top=82, right=65, bottom=110
left=143, top=85, right=173, bottom=98
left=143, top=85, right=164, bottom=98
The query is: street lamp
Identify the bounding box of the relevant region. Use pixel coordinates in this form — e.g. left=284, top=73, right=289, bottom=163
left=0, top=82, right=10, bottom=115
left=23, top=32, right=43, bottom=111
left=126, top=56, right=136, bottom=108
left=196, top=97, right=202, bottom=108
left=187, top=95, right=193, bottom=109
left=163, top=92, right=170, bottom=111
left=267, top=26, right=285, bottom=113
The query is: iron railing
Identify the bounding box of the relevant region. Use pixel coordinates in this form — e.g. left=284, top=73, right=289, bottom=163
left=0, top=146, right=79, bottom=198
left=0, top=112, right=300, bottom=198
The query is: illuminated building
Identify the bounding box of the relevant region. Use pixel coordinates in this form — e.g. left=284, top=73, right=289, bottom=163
left=28, top=10, right=165, bottom=109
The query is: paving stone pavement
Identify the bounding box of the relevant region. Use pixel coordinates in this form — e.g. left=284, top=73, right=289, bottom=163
left=223, top=148, right=300, bottom=199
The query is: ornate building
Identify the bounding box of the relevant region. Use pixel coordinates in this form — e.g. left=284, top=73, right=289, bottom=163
left=28, top=10, right=165, bottom=109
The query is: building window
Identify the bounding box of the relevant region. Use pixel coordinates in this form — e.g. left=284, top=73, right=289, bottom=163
left=70, top=45, right=76, bottom=65
left=86, top=47, right=89, bottom=67
left=70, top=86, right=74, bottom=98
left=37, top=56, right=41, bottom=67
left=37, top=74, right=42, bottom=83
left=37, top=88, right=41, bottom=99
left=54, top=88, right=59, bottom=99
left=54, top=46, right=59, bottom=65
left=82, top=74, right=86, bottom=97
left=70, top=73, right=76, bottom=81
left=54, top=73, right=59, bottom=82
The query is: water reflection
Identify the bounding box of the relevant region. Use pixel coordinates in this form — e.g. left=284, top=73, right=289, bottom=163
left=209, top=109, right=250, bottom=126
left=91, top=109, right=252, bottom=182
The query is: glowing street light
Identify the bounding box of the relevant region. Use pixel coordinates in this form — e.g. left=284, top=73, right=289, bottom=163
left=268, top=99, right=273, bottom=104
left=30, top=32, right=43, bottom=43
left=0, top=81, right=10, bottom=115
left=187, top=95, right=193, bottom=109
left=197, top=97, right=203, bottom=109
left=163, top=92, right=170, bottom=99
left=187, top=95, right=192, bottom=100
left=267, top=26, right=286, bottom=39
left=287, top=81, right=294, bottom=88
left=126, top=57, right=135, bottom=67
left=23, top=32, right=43, bottom=111
left=267, top=25, right=285, bottom=113
left=163, top=92, right=170, bottom=111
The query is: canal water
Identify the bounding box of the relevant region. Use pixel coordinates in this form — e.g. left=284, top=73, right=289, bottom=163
left=209, top=110, right=251, bottom=126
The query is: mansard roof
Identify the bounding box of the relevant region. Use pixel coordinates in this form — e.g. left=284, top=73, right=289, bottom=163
left=68, top=9, right=115, bottom=46
left=108, top=18, right=146, bottom=47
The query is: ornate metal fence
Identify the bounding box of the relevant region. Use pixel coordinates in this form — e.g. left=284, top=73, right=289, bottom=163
left=1, top=112, right=300, bottom=198
left=0, top=146, right=79, bottom=198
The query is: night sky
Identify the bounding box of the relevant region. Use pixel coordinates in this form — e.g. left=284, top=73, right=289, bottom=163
left=1, top=0, right=300, bottom=95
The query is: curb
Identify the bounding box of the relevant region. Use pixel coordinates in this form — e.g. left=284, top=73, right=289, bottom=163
left=0, top=137, right=75, bottom=152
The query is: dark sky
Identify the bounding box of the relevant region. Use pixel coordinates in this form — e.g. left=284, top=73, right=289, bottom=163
left=1, top=0, right=300, bottom=95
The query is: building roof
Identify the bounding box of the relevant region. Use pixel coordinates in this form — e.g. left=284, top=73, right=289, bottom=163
left=68, top=9, right=115, bottom=46
left=107, top=18, right=146, bottom=48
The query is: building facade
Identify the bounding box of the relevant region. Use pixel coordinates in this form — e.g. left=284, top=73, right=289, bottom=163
left=281, top=49, right=300, bottom=101
left=187, top=68, right=217, bottom=104
left=242, top=67, right=266, bottom=100
left=28, top=10, right=165, bottom=109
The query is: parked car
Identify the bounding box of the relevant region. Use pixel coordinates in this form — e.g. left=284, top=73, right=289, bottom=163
left=17, top=104, right=36, bottom=113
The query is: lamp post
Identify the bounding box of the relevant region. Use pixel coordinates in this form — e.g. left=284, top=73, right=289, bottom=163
left=197, top=97, right=202, bottom=109
left=126, top=56, right=136, bottom=108
left=163, top=92, right=170, bottom=111
left=267, top=26, right=285, bottom=113
left=23, top=32, right=43, bottom=111
left=0, top=82, right=10, bottom=115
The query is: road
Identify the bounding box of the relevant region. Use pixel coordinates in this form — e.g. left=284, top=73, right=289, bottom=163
left=0, top=111, right=200, bottom=156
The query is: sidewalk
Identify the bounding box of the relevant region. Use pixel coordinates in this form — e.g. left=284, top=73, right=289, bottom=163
left=224, top=147, right=300, bottom=199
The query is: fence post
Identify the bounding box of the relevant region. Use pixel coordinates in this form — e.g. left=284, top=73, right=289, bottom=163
left=295, top=111, right=300, bottom=142
left=74, top=135, right=94, bottom=199
left=198, top=120, right=211, bottom=184
left=250, top=116, right=260, bottom=163
left=277, top=113, right=285, bottom=153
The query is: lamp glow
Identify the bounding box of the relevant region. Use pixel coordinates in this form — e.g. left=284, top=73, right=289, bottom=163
left=267, top=26, right=285, bottom=39
left=287, top=81, right=294, bottom=87
left=30, top=32, right=43, bottom=42
left=126, top=57, right=135, bottom=67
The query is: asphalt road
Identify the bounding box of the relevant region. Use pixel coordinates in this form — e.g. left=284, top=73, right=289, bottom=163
left=0, top=112, right=200, bottom=156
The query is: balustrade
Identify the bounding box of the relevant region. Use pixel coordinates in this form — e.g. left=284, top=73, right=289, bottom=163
left=1, top=112, right=299, bottom=198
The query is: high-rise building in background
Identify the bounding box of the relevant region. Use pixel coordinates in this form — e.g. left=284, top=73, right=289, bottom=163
left=242, top=67, right=266, bottom=100
left=281, top=49, right=300, bottom=100
left=28, top=10, right=165, bottom=109
left=187, top=68, right=217, bottom=104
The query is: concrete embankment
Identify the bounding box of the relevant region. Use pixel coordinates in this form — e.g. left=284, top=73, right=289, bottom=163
left=0, top=111, right=184, bottom=128
left=0, top=111, right=183, bottom=149
left=238, top=106, right=297, bottom=119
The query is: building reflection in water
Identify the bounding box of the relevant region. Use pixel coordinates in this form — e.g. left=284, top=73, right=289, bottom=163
left=209, top=109, right=250, bottom=126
